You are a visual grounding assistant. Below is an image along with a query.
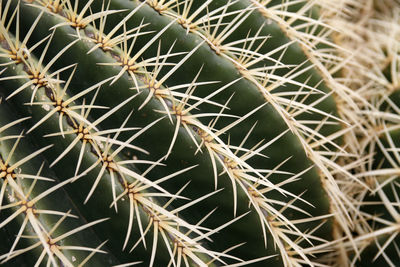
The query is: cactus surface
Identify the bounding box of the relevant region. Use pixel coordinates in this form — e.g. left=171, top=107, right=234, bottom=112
left=0, top=0, right=399, bottom=266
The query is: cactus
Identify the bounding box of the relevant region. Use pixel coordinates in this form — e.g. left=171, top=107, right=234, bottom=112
left=0, top=0, right=399, bottom=266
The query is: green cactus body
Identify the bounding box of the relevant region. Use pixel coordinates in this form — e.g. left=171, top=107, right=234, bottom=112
left=0, top=0, right=398, bottom=266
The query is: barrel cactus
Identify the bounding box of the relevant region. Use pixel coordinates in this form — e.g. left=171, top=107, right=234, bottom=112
left=0, top=0, right=399, bottom=266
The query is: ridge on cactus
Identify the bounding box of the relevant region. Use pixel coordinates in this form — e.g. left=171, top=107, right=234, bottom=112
left=0, top=0, right=399, bottom=266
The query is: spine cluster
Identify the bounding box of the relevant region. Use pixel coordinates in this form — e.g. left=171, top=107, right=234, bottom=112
left=0, top=0, right=399, bottom=266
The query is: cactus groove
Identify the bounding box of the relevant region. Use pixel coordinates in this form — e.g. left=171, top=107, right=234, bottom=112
left=0, top=0, right=399, bottom=266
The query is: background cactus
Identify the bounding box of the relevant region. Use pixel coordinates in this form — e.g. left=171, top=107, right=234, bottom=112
left=0, top=0, right=399, bottom=266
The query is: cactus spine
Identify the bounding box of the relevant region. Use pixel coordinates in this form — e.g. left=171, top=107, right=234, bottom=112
left=0, top=0, right=399, bottom=266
